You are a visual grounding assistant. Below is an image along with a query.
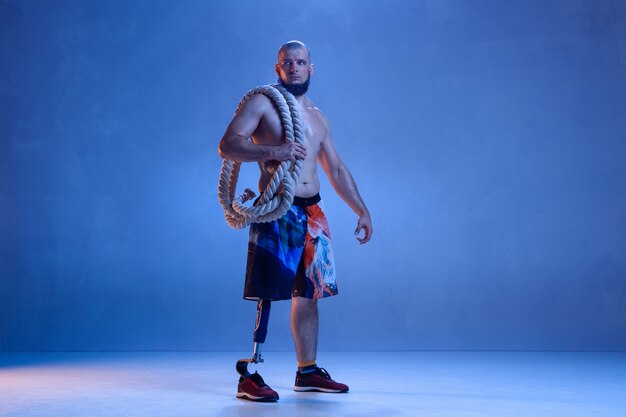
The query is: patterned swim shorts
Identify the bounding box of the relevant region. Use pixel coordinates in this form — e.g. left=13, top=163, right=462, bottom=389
left=243, top=194, right=338, bottom=301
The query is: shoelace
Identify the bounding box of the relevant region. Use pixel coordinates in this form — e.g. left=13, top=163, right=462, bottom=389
left=316, top=367, right=333, bottom=380
left=248, top=371, right=267, bottom=387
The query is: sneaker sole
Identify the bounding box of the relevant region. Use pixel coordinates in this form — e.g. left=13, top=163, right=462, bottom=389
left=236, top=392, right=279, bottom=402
left=294, top=386, right=348, bottom=393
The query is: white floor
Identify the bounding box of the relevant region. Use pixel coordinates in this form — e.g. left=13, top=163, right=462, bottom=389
left=1, top=351, right=625, bottom=417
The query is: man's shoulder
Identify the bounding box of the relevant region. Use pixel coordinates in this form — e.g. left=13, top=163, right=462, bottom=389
left=306, top=105, right=330, bottom=134
left=303, top=97, right=328, bottom=118
left=303, top=96, right=320, bottom=110
left=244, top=93, right=273, bottom=108
left=235, top=93, right=275, bottom=119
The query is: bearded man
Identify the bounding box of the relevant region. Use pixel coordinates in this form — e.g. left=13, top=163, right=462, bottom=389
left=218, top=40, right=372, bottom=401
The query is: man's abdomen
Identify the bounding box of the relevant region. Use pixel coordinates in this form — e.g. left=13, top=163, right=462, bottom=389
left=295, top=169, right=320, bottom=198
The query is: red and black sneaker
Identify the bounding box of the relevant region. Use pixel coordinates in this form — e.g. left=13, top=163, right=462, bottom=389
left=237, top=372, right=279, bottom=402
left=294, top=367, right=349, bottom=393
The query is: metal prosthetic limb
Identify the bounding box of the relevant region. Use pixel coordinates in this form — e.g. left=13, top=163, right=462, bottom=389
left=236, top=299, right=271, bottom=377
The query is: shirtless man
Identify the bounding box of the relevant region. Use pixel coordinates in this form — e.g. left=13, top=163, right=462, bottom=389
left=218, top=40, right=372, bottom=401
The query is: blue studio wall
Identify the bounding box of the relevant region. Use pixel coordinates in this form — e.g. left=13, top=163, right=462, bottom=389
left=1, top=0, right=625, bottom=351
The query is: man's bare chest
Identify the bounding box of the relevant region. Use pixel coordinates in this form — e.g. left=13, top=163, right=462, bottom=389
left=254, top=107, right=325, bottom=149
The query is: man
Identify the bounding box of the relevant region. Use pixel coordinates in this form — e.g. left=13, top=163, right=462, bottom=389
left=218, top=40, right=372, bottom=401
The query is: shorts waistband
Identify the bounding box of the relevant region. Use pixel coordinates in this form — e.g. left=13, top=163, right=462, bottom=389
left=293, top=194, right=321, bottom=207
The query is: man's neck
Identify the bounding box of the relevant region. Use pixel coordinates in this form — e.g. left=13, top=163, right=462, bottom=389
left=294, top=94, right=306, bottom=106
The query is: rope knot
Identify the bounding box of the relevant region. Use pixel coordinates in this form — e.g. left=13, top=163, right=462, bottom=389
left=262, top=160, right=281, bottom=174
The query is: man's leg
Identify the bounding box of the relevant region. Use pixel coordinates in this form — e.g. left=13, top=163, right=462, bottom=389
left=291, top=296, right=318, bottom=363
left=290, top=296, right=349, bottom=393
left=236, top=298, right=279, bottom=402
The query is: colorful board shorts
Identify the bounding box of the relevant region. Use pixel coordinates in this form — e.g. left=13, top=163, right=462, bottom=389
left=244, top=194, right=338, bottom=301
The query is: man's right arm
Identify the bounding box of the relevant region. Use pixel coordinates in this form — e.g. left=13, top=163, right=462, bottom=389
left=218, top=95, right=306, bottom=162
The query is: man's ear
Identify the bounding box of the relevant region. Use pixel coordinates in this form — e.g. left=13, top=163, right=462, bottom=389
left=309, top=63, right=315, bottom=76
left=275, top=63, right=280, bottom=77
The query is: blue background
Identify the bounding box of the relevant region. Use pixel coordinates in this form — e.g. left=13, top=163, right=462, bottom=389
left=1, top=0, right=625, bottom=352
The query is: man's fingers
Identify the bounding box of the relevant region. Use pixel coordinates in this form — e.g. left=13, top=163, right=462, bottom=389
left=362, top=227, right=372, bottom=244
left=355, top=224, right=367, bottom=243
left=278, top=143, right=306, bottom=161
left=355, top=223, right=372, bottom=244
left=292, top=143, right=306, bottom=160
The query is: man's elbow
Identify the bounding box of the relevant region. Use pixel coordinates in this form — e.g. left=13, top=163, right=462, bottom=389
left=336, top=162, right=348, bottom=178
left=218, top=139, right=231, bottom=160
left=331, top=165, right=344, bottom=182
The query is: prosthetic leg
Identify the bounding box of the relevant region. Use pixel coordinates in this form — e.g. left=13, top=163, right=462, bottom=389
left=236, top=299, right=271, bottom=377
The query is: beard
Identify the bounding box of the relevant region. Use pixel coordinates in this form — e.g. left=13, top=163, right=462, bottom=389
left=278, top=76, right=310, bottom=97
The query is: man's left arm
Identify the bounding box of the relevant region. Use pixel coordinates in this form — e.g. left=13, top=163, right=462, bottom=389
left=318, top=121, right=372, bottom=244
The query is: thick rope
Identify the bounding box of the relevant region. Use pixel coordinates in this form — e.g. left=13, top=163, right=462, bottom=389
left=218, top=84, right=305, bottom=229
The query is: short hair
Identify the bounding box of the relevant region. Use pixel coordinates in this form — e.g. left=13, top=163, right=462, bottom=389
left=277, top=40, right=311, bottom=62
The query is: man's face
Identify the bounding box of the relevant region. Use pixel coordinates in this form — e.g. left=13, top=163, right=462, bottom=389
left=275, top=47, right=313, bottom=95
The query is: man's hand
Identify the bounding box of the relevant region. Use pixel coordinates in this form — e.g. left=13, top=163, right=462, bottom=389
left=354, top=212, right=373, bottom=244
left=275, top=142, right=307, bottom=162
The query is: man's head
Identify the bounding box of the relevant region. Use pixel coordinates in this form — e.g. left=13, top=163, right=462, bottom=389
left=275, top=40, right=314, bottom=97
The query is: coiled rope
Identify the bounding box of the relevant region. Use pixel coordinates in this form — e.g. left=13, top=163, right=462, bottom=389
left=218, top=84, right=305, bottom=229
